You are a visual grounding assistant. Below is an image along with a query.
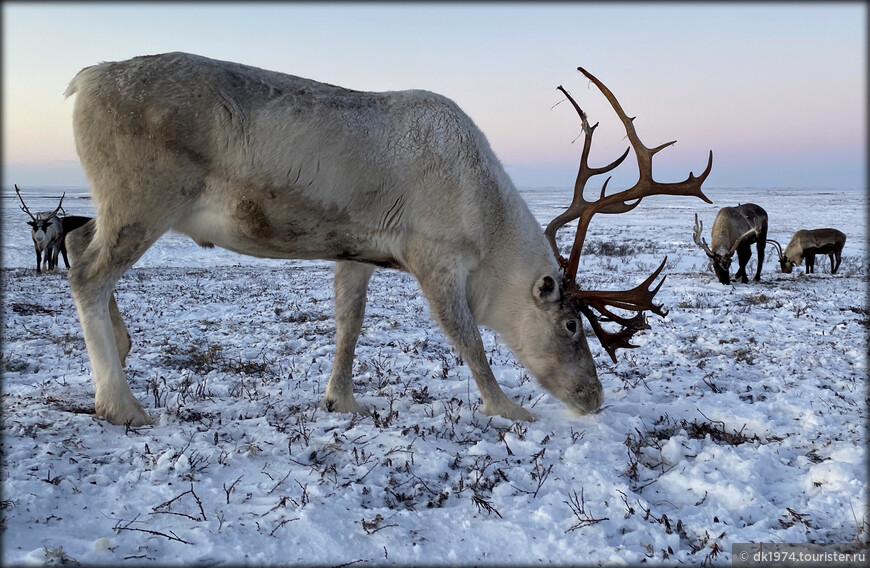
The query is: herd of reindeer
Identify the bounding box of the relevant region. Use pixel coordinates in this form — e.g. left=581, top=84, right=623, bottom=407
left=15, top=184, right=847, bottom=283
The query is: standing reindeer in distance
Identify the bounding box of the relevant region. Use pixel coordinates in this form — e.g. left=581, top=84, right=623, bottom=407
left=15, top=184, right=92, bottom=274
left=16, top=184, right=66, bottom=274
left=693, top=203, right=768, bottom=284
left=63, top=52, right=712, bottom=427
left=768, top=229, right=846, bottom=274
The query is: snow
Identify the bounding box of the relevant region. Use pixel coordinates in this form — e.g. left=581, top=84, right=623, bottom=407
left=2, top=185, right=867, bottom=565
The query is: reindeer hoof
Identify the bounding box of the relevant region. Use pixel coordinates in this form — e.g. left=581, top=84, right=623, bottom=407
left=323, top=396, right=371, bottom=416
left=95, top=395, right=154, bottom=426
left=482, top=401, right=537, bottom=422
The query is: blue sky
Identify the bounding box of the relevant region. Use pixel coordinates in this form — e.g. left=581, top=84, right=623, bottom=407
left=2, top=2, right=866, bottom=189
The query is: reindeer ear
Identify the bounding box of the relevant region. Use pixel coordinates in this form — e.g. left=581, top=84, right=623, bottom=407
left=533, top=275, right=561, bottom=304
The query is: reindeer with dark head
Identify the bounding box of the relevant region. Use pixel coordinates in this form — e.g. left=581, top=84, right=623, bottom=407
left=693, top=203, right=768, bottom=284
left=63, top=53, right=711, bottom=426
left=15, top=184, right=91, bottom=274
left=16, top=184, right=66, bottom=274
left=768, top=229, right=846, bottom=274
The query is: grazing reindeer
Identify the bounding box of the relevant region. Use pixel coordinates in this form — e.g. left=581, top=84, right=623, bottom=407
left=63, top=52, right=711, bottom=426
left=768, top=229, right=846, bottom=274
left=693, top=203, right=768, bottom=284
left=15, top=184, right=66, bottom=274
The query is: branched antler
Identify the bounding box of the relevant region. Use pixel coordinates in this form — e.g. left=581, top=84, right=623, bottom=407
left=693, top=213, right=715, bottom=258
left=575, top=258, right=668, bottom=363
left=766, top=238, right=784, bottom=261
left=550, top=67, right=713, bottom=361
left=15, top=184, right=37, bottom=221
left=15, top=184, right=65, bottom=221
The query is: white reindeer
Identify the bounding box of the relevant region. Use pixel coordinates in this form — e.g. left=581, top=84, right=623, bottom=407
left=64, top=53, right=711, bottom=426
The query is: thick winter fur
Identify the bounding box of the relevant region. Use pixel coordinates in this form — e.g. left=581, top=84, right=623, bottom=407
left=782, top=228, right=846, bottom=274
left=705, top=204, right=768, bottom=284
left=64, top=52, right=602, bottom=426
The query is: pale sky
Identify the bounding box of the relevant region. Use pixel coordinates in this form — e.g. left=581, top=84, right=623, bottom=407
left=2, top=2, right=866, bottom=190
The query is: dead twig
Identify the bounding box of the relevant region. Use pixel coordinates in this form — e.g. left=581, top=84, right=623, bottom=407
left=564, top=488, right=609, bottom=532
left=113, top=514, right=193, bottom=545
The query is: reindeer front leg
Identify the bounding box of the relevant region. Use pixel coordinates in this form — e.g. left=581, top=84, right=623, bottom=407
left=412, top=254, right=535, bottom=422
left=323, top=261, right=375, bottom=415
left=34, top=245, right=42, bottom=274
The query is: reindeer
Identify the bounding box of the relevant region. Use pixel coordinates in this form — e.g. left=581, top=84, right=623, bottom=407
left=693, top=203, right=767, bottom=284
left=15, top=184, right=66, bottom=274
left=768, top=229, right=846, bottom=274
left=63, top=52, right=711, bottom=426
left=15, top=184, right=92, bottom=273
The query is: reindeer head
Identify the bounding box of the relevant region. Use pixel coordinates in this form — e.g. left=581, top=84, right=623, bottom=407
left=545, top=68, right=713, bottom=366
left=767, top=239, right=795, bottom=273
left=15, top=184, right=66, bottom=244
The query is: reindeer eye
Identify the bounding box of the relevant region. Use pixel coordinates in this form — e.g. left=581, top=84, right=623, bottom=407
left=565, top=320, right=578, bottom=334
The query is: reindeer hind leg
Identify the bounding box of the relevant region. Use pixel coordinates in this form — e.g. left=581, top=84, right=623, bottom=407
left=60, top=240, right=72, bottom=269
left=49, top=245, right=61, bottom=273
left=754, top=235, right=765, bottom=281
left=67, top=218, right=161, bottom=425
left=735, top=246, right=752, bottom=283
left=323, top=261, right=375, bottom=415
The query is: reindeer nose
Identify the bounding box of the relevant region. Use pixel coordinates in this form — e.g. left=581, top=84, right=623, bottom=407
left=571, top=382, right=603, bottom=415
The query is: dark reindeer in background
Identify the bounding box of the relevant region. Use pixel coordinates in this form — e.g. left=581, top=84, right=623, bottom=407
left=16, top=184, right=91, bottom=274
left=693, top=203, right=768, bottom=284
left=768, top=229, right=846, bottom=274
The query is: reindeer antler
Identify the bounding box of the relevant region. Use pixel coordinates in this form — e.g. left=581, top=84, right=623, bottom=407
left=15, top=184, right=36, bottom=221
left=543, top=86, right=630, bottom=261
left=766, top=238, right=783, bottom=259
left=15, top=184, right=66, bottom=221
left=551, top=67, right=714, bottom=362
left=692, top=214, right=715, bottom=258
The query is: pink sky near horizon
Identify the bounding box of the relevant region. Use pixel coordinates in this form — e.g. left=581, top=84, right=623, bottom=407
left=2, top=3, right=865, bottom=190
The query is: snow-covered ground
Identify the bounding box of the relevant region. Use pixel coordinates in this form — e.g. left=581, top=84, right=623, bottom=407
left=2, top=185, right=867, bottom=565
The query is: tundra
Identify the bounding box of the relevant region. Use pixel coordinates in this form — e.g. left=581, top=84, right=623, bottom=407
left=768, top=229, right=846, bottom=274
left=63, top=52, right=711, bottom=426
left=693, top=203, right=768, bottom=284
